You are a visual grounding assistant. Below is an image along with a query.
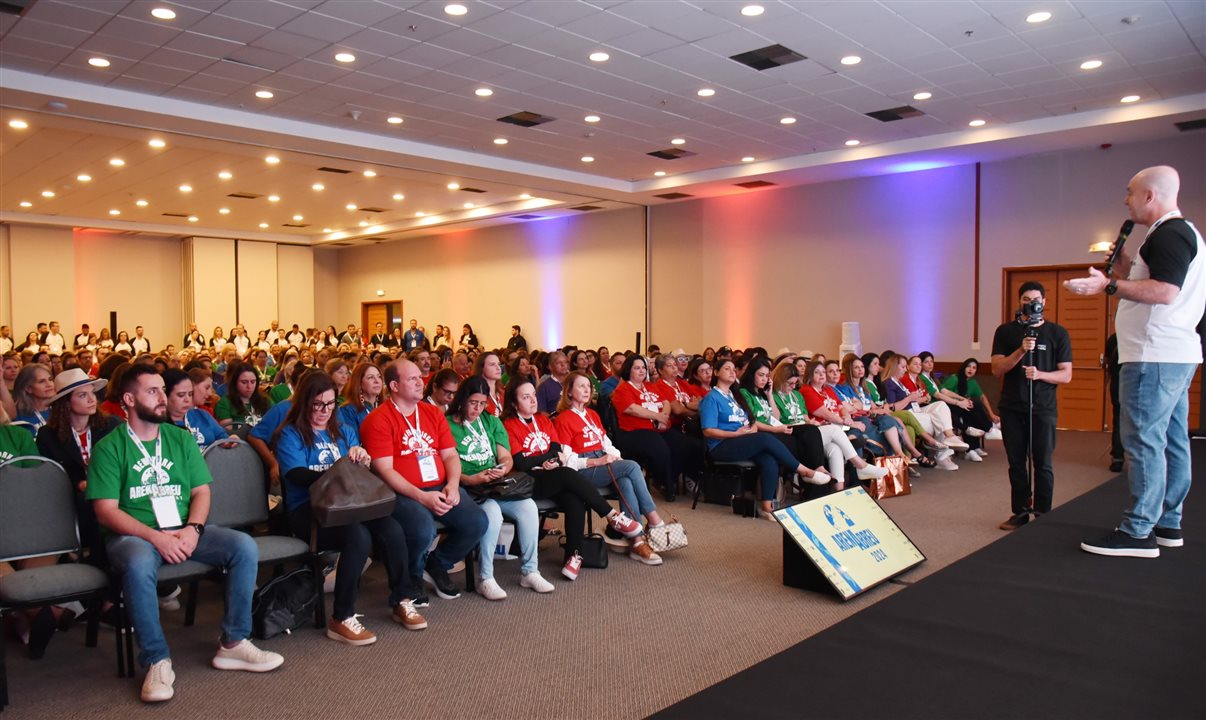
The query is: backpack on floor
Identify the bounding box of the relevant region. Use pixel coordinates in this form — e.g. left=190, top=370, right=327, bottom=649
left=251, top=567, right=319, bottom=640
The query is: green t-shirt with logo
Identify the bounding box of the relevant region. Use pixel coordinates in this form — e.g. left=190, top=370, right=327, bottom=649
left=0, top=424, right=38, bottom=465
left=86, top=422, right=211, bottom=530
left=214, top=395, right=263, bottom=426
left=773, top=390, right=810, bottom=424
left=940, top=375, right=984, bottom=399
left=447, top=413, right=509, bottom=476
left=737, top=388, right=776, bottom=425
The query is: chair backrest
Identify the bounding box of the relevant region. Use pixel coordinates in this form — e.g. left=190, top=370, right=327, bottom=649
left=203, top=439, right=269, bottom=528
left=0, top=456, right=80, bottom=562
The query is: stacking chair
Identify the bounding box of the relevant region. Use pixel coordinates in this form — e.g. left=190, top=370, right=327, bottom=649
left=684, top=423, right=759, bottom=513
left=0, top=456, right=109, bottom=709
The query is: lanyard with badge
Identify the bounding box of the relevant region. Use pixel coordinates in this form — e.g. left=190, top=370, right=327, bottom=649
left=464, top=416, right=495, bottom=464
left=395, top=400, right=440, bottom=482
left=718, top=389, right=747, bottom=426
left=572, top=407, right=604, bottom=447
left=127, top=425, right=183, bottom=529
left=520, top=414, right=550, bottom=452
left=74, top=427, right=92, bottom=466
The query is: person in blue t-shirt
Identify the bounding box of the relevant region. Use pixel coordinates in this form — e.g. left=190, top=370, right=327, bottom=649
left=336, top=363, right=383, bottom=436
left=274, top=371, right=425, bottom=644
left=161, top=369, right=230, bottom=449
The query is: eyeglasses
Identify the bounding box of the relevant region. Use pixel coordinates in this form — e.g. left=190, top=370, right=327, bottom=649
left=311, top=400, right=337, bottom=412
left=438, top=386, right=458, bottom=395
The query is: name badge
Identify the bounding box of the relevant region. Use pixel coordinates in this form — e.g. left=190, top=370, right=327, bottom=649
left=418, top=454, right=440, bottom=482
left=151, top=495, right=183, bottom=529
left=642, top=401, right=661, bottom=413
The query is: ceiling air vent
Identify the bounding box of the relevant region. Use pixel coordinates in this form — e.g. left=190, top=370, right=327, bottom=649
left=366, top=237, right=388, bottom=242
left=1174, top=118, right=1206, bottom=132
left=866, top=105, right=925, bottom=122
left=227, top=192, right=262, bottom=199
left=512, top=214, right=544, bottom=220
left=281, top=223, right=310, bottom=228
left=358, top=207, right=387, bottom=213
left=0, top=0, right=34, bottom=16
left=330, top=242, right=353, bottom=246
left=654, top=192, right=693, bottom=200
left=497, top=111, right=555, bottom=128
left=730, top=44, right=807, bottom=71
left=460, top=187, right=487, bottom=193
left=647, top=148, right=697, bottom=160
left=735, top=180, right=776, bottom=189
left=317, top=166, right=352, bottom=174
left=161, top=212, right=189, bottom=218
left=569, top=205, right=603, bottom=211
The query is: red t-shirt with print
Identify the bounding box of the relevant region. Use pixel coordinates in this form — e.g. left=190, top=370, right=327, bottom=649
left=553, top=408, right=608, bottom=454
left=503, top=414, right=562, bottom=457
left=360, top=401, right=454, bottom=489
left=611, top=381, right=665, bottom=432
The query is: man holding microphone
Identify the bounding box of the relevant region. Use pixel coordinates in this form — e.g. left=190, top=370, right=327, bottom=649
left=1066, top=165, right=1205, bottom=557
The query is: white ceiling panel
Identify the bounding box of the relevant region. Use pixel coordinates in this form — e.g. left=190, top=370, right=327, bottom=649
left=559, top=9, right=644, bottom=43
left=511, top=0, right=601, bottom=26
left=24, top=1, right=114, bottom=32
left=278, top=10, right=362, bottom=43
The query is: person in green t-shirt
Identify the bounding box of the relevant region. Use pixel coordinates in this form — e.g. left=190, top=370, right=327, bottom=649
left=0, top=419, right=37, bottom=464
left=86, top=365, right=283, bottom=704
left=939, top=358, right=999, bottom=456
left=213, top=362, right=269, bottom=430
left=446, top=376, right=551, bottom=600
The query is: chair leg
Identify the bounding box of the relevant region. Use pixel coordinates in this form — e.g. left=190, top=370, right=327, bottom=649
left=311, top=555, right=326, bottom=629
left=85, top=596, right=100, bottom=648
left=1, top=612, right=10, bottom=710
left=119, top=600, right=135, bottom=679
left=464, top=549, right=476, bottom=593
left=183, top=579, right=199, bottom=627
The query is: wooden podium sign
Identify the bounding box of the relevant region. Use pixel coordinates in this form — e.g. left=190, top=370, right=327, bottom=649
left=775, top=487, right=925, bottom=600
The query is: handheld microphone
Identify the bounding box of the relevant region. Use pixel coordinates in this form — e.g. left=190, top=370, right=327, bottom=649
left=1104, top=220, right=1135, bottom=275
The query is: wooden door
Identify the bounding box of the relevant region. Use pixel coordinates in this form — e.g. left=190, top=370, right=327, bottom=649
left=363, top=303, right=389, bottom=338
left=1055, top=269, right=1108, bottom=431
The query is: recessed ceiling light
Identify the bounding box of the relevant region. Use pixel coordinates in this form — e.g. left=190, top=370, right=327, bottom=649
left=265, top=155, right=280, bottom=165
left=179, top=184, right=192, bottom=192
left=148, top=138, right=166, bottom=148
left=363, top=170, right=376, bottom=178
left=444, top=4, right=467, bottom=16
left=258, top=222, right=269, bottom=229
left=741, top=156, right=755, bottom=163
left=447, top=182, right=460, bottom=190
left=463, top=202, right=475, bottom=209
left=913, top=91, right=933, bottom=100
left=581, top=155, right=595, bottom=162
left=840, top=55, right=861, bottom=65
left=88, top=57, right=110, bottom=68
left=584, top=115, right=600, bottom=123
left=589, top=52, right=609, bottom=62
left=780, top=117, right=796, bottom=125
left=474, top=87, right=493, bottom=97
left=218, top=207, right=230, bottom=215
left=415, top=212, right=426, bottom=217
left=741, top=5, right=764, bottom=17
left=135, top=199, right=148, bottom=207
left=697, top=88, right=716, bottom=97
left=109, top=209, right=120, bottom=216
left=1121, top=94, right=1141, bottom=103
left=109, top=158, right=125, bottom=166
left=322, top=228, right=333, bottom=233
left=1026, top=11, right=1052, bottom=23
left=671, top=138, right=686, bottom=145
left=218, top=170, right=232, bottom=180
left=358, top=220, right=368, bottom=227
left=187, top=216, right=199, bottom=222
left=845, top=139, right=861, bottom=146
left=41, top=190, right=55, bottom=198
left=8, top=119, right=28, bottom=129
left=1080, top=59, right=1103, bottom=70
left=392, top=193, right=404, bottom=201
left=268, top=195, right=280, bottom=202
left=493, top=138, right=508, bottom=145
left=334, top=52, right=356, bottom=63
left=150, top=7, right=176, bottom=20
left=312, top=183, right=324, bottom=191
left=255, top=90, right=274, bottom=99
left=345, top=203, right=357, bottom=210
left=654, top=171, right=667, bottom=177
left=968, top=119, right=986, bottom=127
left=387, top=116, right=403, bottom=124
left=292, top=214, right=303, bottom=221
left=77, top=173, right=91, bottom=182
left=19, top=201, right=32, bottom=208
left=520, top=193, right=531, bottom=199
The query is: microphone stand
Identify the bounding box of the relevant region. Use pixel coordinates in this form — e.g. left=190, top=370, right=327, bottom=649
left=1026, top=329, right=1036, bottom=516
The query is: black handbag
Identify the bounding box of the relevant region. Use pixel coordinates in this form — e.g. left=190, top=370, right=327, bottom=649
left=467, top=472, right=536, bottom=501
left=251, top=566, right=319, bottom=640
left=573, top=534, right=609, bottom=569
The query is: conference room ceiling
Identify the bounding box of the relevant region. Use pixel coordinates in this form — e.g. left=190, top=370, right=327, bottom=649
left=1, top=0, right=1204, bottom=245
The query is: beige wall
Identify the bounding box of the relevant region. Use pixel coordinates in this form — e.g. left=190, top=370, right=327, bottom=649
left=649, top=201, right=704, bottom=352
left=73, top=229, right=182, bottom=350
left=313, top=247, right=340, bottom=332
left=187, top=236, right=237, bottom=340
left=9, top=225, right=76, bottom=339
left=332, top=207, right=647, bottom=351
left=278, top=244, right=315, bottom=330
left=236, top=240, right=278, bottom=335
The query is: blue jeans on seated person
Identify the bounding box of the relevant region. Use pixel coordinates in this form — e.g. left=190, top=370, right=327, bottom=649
left=577, top=452, right=656, bottom=523
left=709, top=433, right=800, bottom=501
left=476, top=497, right=539, bottom=579
left=107, top=525, right=257, bottom=668
left=392, top=485, right=488, bottom=576
left=1118, top=362, right=1196, bottom=539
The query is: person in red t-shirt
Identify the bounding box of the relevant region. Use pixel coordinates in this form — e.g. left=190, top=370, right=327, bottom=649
left=610, top=355, right=698, bottom=502
left=501, top=375, right=642, bottom=580
left=361, top=359, right=487, bottom=601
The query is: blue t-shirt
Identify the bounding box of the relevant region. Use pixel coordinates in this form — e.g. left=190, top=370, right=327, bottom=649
left=175, top=408, right=227, bottom=449
left=275, top=424, right=358, bottom=510
left=832, top=383, right=856, bottom=402
left=337, top=403, right=374, bottom=436
left=699, top=387, right=749, bottom=450
left=11, top=410, right=48, bottom=437
left=599, top=376, right=620, bottom=402
left=249, top=400, right=291, bottom=446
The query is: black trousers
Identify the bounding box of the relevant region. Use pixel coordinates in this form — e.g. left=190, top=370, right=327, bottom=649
left=289, top=505, right=415, bottom=620
left=530, top=466, right=614, bottom=559
left=614, top=428, right=702, bottom=495
left=768, top=425, right=828, bottom=470
left=1000, top=407, right=1058, bottom=514
left=949, top=400, right=994, bottom=451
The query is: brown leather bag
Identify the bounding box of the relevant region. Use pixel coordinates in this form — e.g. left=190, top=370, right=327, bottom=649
left=869, top=455, right=911, bottom=499
left=308, top=457, right=396, bottom=527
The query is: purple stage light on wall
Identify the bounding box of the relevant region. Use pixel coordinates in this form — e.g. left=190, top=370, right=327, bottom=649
left=528, top=216, right=573, bottom=348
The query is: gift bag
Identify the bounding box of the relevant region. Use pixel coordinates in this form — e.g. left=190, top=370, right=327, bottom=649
left=869, top=455, right=911, bottom=499
left=494, top=523, right=518, bottom=559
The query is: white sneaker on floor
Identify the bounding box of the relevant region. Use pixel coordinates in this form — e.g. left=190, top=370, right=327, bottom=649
left=936, top=457, right=959, bottom=471
left=476, top=577, right=507, bottom=601
left=943, top=436, right=970, bottom=451
left=520, top=572, right=555, bottom=593
left=212, top=639, right=284, bottom=672
left=140, top=659, right=174, bottom=703
left=157, top=585, right=181, bottom=612
left=965, top=427, right=986, bottom=438
left=984, top=427, right=1003, bottom=441
left=935, top=448, right=955, bottom=461
left=855, top=464, right=889, bottom=480
left=974, top=448, right=988, bottom=458
left=963, top=450, right=983, bottom=462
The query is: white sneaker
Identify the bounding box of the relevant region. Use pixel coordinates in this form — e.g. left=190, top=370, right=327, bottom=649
left=963, top=450, right=983, bottom=463
left=799, top=469, right=831, bottom=486
left=157, top=585, right=181, bottom=612
left=935, top=448, right=955, bottom=461
left=936, top=457, right=959, bottom=471
left=140, top=659, right=175, bottom=703
left=519, top=572, right=555, bottom=593
left=476, top=577, right=507, bottom=601
left=965, top=427, right=986, bottom=438
left=975, top=448, right=988, bottom=458
left=943, top=436, right=970, bottom=451
left=855, top=464, right=889, bottom=480
left=984, top=427, right=1003, bottom=441
left=212, top=639, right=284, bottom=672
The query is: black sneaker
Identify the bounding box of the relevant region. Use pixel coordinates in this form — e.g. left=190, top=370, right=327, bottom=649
left=999, top=513, right=1030, bottom=531
left=1080, top=529, right=1159, bottom=558
left=1109, top=459, right=1124, bottom=473
left=408, top=582, right=431, bottom=608
left=422, top=556, right=461, bottom=600
left=1154, top=527, right=1184, bottom=548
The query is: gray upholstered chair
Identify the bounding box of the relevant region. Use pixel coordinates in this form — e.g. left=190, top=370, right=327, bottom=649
left=0, top=456, right=109, bottom=710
